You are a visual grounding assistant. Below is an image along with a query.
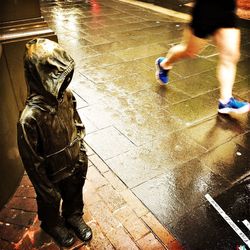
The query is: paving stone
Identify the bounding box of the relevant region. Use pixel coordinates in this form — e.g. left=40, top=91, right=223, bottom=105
left=132, top=158, right=231, bottom=226
left=78, top=53, right=124, bottom=71
left=108, top=22, right=149, bottom=34
left=121, top=16, right=147, bottom=23
left=72, top=91, right=88, bottom=109
left=141, top=213, right=177, bottom=248
left=171, top=70, right=218, bottom=97
left=0, top=223, right=27, bottom=243
left=168, top=89, right=220, bottom=124
left=82, top=60, right=150, bottom=83
left=86, top=166, right=108, bottom=189
left=89, top=40, right=142, bottom=54
left=241, top=42, right=250, bottom=57
left=113, top=43, right=169, bottom=61
left=16, top=234, right=33, bottom=250
left=113, top=104, right=184, bottom=146
left=184, top=115, right=250, bottom=150
left=120, top=189, right=149, bottom=218
left=105, top=226, right=139, bottom=250
left=83, top=181, right=102, bottom=206
left=136, top=233, right=165, bottom=250
left=113, top=205, right=150, bottom=241
left=40, top=242, right=60, bottom=250
left=6, top=197, right=37, bottom=212
left=133, top=175, right=187, bottom=226
left=85, top=126, right=136, bottom=160
left=198, top=44, right=218, bottom=58
left=30, top=225, right=55, bottom=249
left=87, top=201, right=121, bottom=236
left=172, top=57, right=216, bottom=77
left=88, top=154, right=110, bottom=173
left=77, top=109, right=99, bottom=134
left=86, top=221, right=115, bottom=250
left=0, top=208, right=36, bottom=227
left=70, top=46, right=99, bottom=63
left=85, top=144, right=95, bottom=156
left=134, top=29, right=182, bottom=45
left=241, top=89, right=250, bottom=100
left=200, top=142, right=250, bottom=182
left=107, top=73, right=153, bottom=95
left=234, top=77, right=250, bottom=96
left=107, top=133, right=205, bottom=188
left=106, top=147, right=167, bottom=188
left=97, top=185, right=126, bottom=212
left=0, top=239, right=15, bottom=250
left=233, top=131, right=250, bottom=151
left=83, top=207, right=95, bottom=224
left=167, top=239, right=185, bottom=250
left=88, top=159, right=93, bottom=167
left=78, top=102, right=121, bottom=129
left=237, top=57, right=250, bottom=78
left=20, top=175, right=33, bottom=187
left=149, top=82, right=191, bottom=105
left=70, top=79, right=106, bottom=105
left=39, top=240, right=85, bottom=250
left=103, top=170, right=127, bottom=192
left=80, top=33, right=110, bottom=45
left=14, top=186, right=36, bottom=199
left=168, top=202, right=246, bottom=250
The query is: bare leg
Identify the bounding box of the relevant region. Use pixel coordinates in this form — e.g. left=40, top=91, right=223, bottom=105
left=160, top=27, right=207, bottom=69
left=213, top=28, right=241, bottom=102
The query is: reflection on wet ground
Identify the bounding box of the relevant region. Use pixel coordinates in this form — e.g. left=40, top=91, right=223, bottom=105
left=40, top=0, right=250, bottom=248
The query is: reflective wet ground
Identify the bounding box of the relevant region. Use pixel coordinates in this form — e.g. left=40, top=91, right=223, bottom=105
left=40, top=0, right=250, bottom=249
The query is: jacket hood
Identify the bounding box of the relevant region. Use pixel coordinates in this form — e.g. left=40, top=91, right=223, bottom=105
left=24, top=38, right=75, bottom=101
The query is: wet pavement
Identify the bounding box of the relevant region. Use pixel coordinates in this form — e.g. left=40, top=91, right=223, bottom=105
left=1, top=0, right=250, bottom=249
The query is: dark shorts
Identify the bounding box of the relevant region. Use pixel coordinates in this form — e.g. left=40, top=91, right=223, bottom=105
left=190, top=0, right=238, bottom=38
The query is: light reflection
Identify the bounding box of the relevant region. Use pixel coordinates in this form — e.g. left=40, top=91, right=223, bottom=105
left=67, top=14, right=78, bottom=31
left=54, top=12, right=64, bottom=24
left=91, top=0, right=100, bottom=15
left=53, top=10, right=80, bottom=34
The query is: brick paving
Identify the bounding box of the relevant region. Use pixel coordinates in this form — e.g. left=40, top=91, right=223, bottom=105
left=0, top=145, right=182, bottom=249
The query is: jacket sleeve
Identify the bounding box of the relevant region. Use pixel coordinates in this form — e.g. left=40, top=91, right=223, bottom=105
left=72, top=93, right=86, bottom=145
left=17, top=120, right=60, bottom=204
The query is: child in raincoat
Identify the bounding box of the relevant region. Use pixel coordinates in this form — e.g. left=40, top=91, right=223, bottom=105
left=17, top=38, right=92, bottom=247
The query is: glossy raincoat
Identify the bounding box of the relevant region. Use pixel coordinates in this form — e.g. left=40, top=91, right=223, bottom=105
left=17, top=38, right=87, bottom=209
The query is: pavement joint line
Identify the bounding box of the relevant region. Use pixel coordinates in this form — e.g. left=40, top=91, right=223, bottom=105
left=232, top=171, right=250, bottom=185
left=118, top=0, right=191, bottom=21
left=205, top=194, right=250, bottom=249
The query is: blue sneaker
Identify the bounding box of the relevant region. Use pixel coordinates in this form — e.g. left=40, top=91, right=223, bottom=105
left=155, top=57, right=169, bottom=85
left=218, top=97, right=250, bottom=114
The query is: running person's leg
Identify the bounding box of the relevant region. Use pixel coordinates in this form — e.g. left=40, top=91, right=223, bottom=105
left=214, top=28, right=240, bottom=102
left=214, top=28, right=250, bottom=114
left=164, top=28, right=206, bottom=67
left=155, top=28, right=206, bottom=84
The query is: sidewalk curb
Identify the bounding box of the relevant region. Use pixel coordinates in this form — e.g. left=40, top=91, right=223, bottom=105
left=118, top=0, right=191, bottom=21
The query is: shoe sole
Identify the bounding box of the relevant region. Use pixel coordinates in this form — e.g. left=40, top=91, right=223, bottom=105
left=155, top=59, right=168, bottom=86
left=218, top=104, right=250, bottom=114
